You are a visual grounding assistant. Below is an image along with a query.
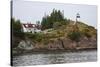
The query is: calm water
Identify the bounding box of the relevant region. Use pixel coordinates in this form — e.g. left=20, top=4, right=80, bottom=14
left=12, top=50, right=97, bottom=66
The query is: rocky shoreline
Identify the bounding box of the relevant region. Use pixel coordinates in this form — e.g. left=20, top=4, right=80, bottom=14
left=12, top=47, right=97, bottom=56
left=12, top=35, right=97, bottom=56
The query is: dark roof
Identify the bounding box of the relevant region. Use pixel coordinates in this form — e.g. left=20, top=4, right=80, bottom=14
left=22, top=23, right=41, bottom=29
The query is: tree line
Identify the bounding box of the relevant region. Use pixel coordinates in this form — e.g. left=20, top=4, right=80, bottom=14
left=12, top=9, right=69, bottom=34
left=11, top=18, right=24, bottom=39
left=41, top=9, right=68, bottom=30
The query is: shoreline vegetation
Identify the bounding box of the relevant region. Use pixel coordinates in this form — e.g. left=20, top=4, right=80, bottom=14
left=12, top=9, right=97, bottom=56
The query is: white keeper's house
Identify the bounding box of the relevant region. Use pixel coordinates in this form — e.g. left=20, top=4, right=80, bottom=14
left=22, top=22, right=41, bottom=33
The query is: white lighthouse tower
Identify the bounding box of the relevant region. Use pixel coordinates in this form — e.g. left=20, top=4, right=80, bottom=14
left=74, top=13, right=80, bottom=25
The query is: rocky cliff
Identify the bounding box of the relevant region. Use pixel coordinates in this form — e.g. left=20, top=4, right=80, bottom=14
left=12, top=21, right=97, bottom=54
left=17, top=36, right=97, bottom=51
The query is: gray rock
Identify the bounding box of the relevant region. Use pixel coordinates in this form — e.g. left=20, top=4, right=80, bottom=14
left=18, top=40, right=34, bottom=50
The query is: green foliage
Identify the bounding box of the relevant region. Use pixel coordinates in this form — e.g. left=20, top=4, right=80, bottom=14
left=41, top=15, right=53, bottom=30
left=53, top=21, right=67, bottom=29
left=68, top=31, right=81, bottom=42
left=32, top=33, right=43, bottom=42
left=11, top=18, right=24, bottom=48
left=25, top=32, right=44, bottom=42
left=41, top=9, right=67, bottom=30
left=11, top=18, right=24, bottom=38
left=50, top=9, right=64, bottom=22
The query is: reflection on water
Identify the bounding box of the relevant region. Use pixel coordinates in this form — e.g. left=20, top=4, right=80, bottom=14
left=12, top=50, right=97, bottom=66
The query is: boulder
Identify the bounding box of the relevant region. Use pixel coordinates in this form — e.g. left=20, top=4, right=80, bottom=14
left=47, top=39, right=64, bottom=50
left=18, top=40, right=34, bottom=50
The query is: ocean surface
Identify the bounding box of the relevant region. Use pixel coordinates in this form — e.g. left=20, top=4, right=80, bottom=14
left=12, top=50, right=97, bottom=66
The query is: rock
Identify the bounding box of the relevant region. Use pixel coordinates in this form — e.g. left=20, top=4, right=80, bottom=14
left=62, top=38, right=77, bottom=49
left=77, top=37, right=97, bottom=49
left=18, top=40, right=35, bottom=50
left=17, top=36, right=97, bottom=51
left=47, top=39, right=64, bottom=50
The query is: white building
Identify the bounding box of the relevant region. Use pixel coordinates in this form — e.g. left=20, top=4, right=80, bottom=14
left=22, top=23, right=41, bottom=33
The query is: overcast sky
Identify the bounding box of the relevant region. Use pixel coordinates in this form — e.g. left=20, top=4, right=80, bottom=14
left=12, top=0, right=97, bottom=28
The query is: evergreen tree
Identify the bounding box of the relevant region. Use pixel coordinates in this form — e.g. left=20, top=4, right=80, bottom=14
left=11, top=18, right=24, bottom=38
left=41, top=9, right=66, bottom=30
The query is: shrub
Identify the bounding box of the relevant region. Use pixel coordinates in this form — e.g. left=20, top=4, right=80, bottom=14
left=68, top=31, right=81, bottom=42
left=25, top=32, right=44, bottom=42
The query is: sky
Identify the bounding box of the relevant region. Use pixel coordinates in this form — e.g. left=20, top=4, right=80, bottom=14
left=12, top=0, right=97, bottom=28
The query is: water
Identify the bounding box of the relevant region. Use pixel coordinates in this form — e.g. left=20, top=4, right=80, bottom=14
left=12, top=50, right=97, bottom=66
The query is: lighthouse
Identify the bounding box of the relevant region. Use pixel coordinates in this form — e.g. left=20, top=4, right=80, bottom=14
left=74, top=13, right=80, bottom=25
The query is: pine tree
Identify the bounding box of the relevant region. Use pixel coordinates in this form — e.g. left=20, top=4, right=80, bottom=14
left=41, top=9, right=66, bottom=30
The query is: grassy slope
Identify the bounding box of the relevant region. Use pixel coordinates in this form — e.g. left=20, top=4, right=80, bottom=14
left=26, top=21, right=97, bottom=44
